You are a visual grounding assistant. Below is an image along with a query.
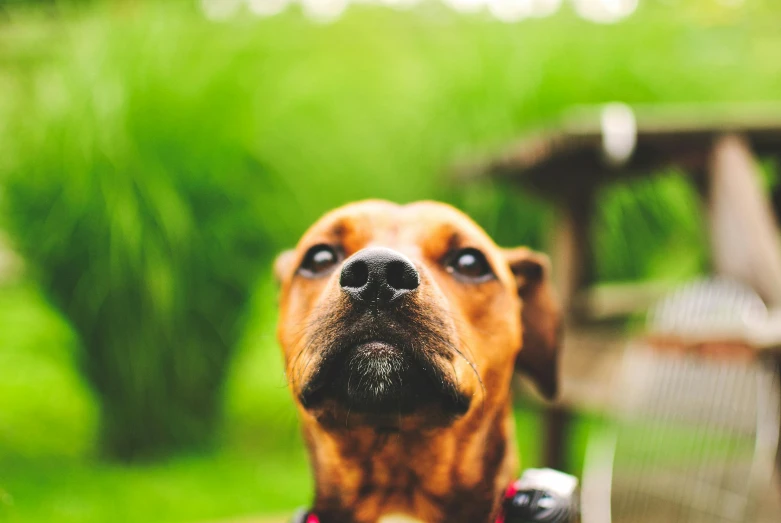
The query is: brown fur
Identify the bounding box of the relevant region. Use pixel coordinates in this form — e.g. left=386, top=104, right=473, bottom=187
left=275, top=200, right=560, bottom=523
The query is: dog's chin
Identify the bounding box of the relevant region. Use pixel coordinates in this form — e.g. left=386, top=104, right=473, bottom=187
left=299, top=341, right=471, bottom=430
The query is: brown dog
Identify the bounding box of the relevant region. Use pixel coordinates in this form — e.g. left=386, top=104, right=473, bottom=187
left=275, top=200, right=560, bottom=523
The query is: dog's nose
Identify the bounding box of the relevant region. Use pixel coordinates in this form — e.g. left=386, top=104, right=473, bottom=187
left=339, top=247, right=420, bottom=307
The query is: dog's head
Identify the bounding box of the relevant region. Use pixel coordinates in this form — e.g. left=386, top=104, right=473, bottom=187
left=275, top=200, right=560, bottom=430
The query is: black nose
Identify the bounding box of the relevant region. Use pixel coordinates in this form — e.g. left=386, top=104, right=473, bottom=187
left=339, top=247, right=420, bottom=307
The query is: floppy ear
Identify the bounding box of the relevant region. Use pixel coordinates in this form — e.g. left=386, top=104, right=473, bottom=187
left=274, top=249, right=296, bottom=285
left=504, top=248, right=561, bottom=399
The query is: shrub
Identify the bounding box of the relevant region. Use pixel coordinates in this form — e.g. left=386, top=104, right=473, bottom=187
left=0, top=14, right=269, bottom=460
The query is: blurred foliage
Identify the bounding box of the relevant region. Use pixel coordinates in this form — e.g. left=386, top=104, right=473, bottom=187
left=0, top=13, right=271, bottom=458
left=0, top=0, right=781, bottom=520
left=4, top=0, right=781, bottom=258
left=594, top=172, right=708, bottom=282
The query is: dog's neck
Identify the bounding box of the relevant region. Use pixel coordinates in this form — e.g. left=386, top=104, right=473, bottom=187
left=302, top=402, right=517, bottom=523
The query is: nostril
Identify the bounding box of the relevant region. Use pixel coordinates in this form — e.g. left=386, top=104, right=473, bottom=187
left=340, top=260, right=369, bottom=289
left=386, top=260, right=420, bottom=291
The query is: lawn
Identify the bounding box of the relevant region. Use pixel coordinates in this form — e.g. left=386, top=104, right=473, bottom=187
left=0, top=281, right=314, bottom=522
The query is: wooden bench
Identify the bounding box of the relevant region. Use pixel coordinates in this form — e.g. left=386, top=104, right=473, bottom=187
left=464, top=102, right=781, bottom=471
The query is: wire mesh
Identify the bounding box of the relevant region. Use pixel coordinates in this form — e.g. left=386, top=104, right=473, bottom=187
left=583, top=279, right=780, bottom=523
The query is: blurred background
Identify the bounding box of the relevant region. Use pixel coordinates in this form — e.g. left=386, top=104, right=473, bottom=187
left=1, top=0, right=781, bottom=522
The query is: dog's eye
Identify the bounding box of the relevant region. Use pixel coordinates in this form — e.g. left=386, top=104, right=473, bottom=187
left=447, top=248, right=494, bottom=282
left=299, top=244, right=341, bottom=277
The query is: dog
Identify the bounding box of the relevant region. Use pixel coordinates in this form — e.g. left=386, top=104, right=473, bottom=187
left=275, top=200, right=561, bottom=523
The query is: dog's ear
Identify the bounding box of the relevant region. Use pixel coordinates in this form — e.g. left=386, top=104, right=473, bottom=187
left=274, top=249, right=296, bottom=285
left=504, top=248, right=561, bottom=399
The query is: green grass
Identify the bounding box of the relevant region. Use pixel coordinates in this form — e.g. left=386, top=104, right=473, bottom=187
left=0, top=281, right=312, bottom=522
left=0, top=450, right=311, bottom=523
left=0, top=286, right=94, bottom=461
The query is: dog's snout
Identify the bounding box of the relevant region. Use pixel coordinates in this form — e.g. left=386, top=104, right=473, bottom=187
left=339, top=247, right=419, bottom=307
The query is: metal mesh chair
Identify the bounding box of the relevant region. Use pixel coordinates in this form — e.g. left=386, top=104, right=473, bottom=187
left=581, top=279, right=781, bottom=523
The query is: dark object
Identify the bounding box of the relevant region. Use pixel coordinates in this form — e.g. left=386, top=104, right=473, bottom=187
left=504, top=468, right=580, bottom=523
left=505, top=489, right=572, bottom=522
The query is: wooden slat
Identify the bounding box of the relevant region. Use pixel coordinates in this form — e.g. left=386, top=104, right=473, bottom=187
left=707, top=134, right=781, bottom=307
left=571, top=281, right=675, bottom=320
left=459, top=102, right=781, bottom=198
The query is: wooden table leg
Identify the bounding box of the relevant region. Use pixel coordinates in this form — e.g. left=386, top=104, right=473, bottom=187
left=551, top=189, right=594, bottom=316
left=544, top=188, right=594, bottom=471
left=543, top=405, right=572, bottom=472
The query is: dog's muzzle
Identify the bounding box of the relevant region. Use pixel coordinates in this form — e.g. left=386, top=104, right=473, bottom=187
left=299, top=247, right=469, bottom=424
